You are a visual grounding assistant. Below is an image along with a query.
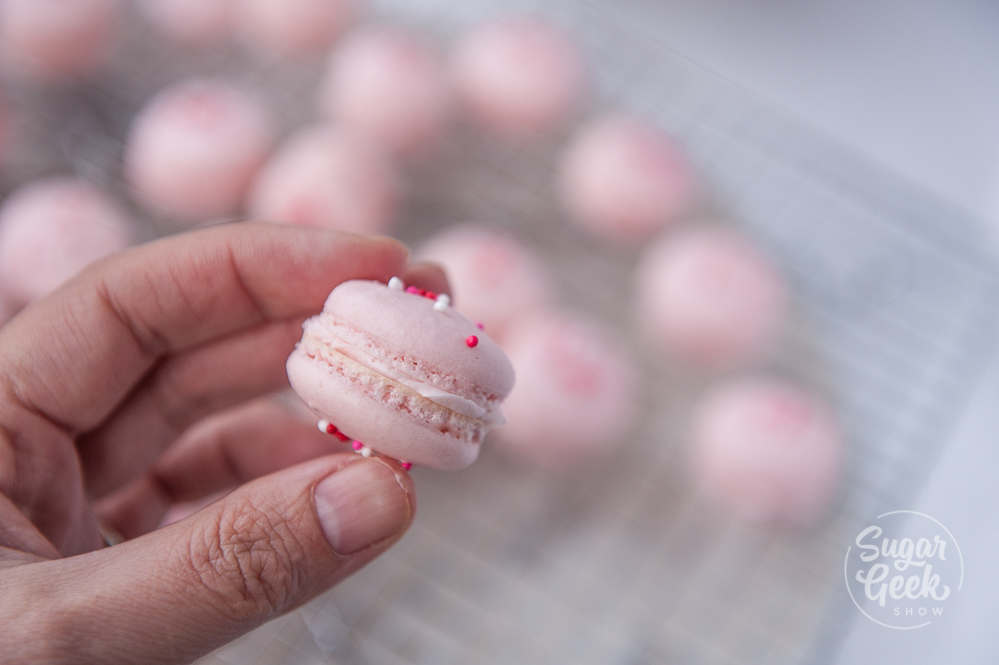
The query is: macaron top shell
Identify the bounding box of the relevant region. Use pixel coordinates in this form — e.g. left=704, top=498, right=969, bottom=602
left=452, top=17, right=584, bottom=137
left=561, top=114, right=695, bottom=240
left=691, top=377, right=842, bottom=527
left=125, top=78, right=275, bottom=222
left=249, top=125, right=397, bottom=234
left=0, top=0, right=118, bottom=81
left=318, top=280, right=514, bottom=402
left=635, top=226, right=787, bottom=369
left=497, top=309, right=638, bottom=466
left=417, top=225, right=553, bottom=341
left=0, top=177, right=133, bottom=303
left=319, top=26, right=451, bottom=155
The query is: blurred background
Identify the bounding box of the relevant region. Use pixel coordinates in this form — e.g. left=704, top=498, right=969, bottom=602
left=1, top=1, right=997, bottom=664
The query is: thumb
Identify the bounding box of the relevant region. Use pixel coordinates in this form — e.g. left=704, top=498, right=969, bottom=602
left=23, top=455, right=413, bottom=665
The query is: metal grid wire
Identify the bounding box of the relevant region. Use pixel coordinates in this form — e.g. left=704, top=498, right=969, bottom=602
left=3, top=1, right=997, bottom=664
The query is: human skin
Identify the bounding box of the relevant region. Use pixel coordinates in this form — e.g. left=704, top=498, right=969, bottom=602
left=0, top=223, right=449, bottom=664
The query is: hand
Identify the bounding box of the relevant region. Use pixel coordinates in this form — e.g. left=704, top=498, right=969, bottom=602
left=0, top=223, right=447, bottom=664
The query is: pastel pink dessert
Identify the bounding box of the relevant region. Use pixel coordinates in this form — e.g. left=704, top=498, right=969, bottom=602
left=496, top=310, right=637, bottom=467
left=250, top=126, right=398, bottom=234
left=561, top=114, right=695, bottom=241
left=452, top=18, right=584, bottom=138
left=418, top=226, right=553, bottom=342
left=287, top=278, right=515, bottom=470
left=0, top=0, right=118, bottom=81
left=691, top=377, right=842, bottom=527
left=0, top=177, right=133, bottom=304
left=240, top=0, right=358, bottom=57
left=635, top=227, right=788, bottom=369
left=139, top=0, right=234, bottom=45
left=318, top=26, right=451, bottom=156
left=125, top=78, right=275, bottom=224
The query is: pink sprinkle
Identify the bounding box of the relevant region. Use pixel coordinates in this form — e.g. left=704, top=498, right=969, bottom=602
left=466, top=335, right=479, bottom=348
left=401, top=461, right=413, bottom=471
left=406, top=286, right=421, bottom=295
left=351, top=440, right=363, bottom=451
left=476, top=322, right=485, bottom=330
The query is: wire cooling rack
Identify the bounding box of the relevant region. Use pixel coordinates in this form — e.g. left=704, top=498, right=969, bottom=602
left=3, top=1, right=997, bottom=664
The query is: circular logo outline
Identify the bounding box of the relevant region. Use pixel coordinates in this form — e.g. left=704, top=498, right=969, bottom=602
left=843, top=509, right=964, bottom=630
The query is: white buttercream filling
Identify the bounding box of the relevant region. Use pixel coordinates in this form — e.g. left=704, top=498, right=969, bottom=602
left=303, top=327, right=505, bottom=426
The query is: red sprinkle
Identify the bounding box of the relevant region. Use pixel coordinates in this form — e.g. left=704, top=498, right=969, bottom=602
left=401, top=461, right=413, bottom=471
left=325, top=423, right=338, bottom=435
left=335, top=432, right=350, bottom=442
left=425, top=290, right=437, bottom=300
left=466, top=335, right=479, bottom=348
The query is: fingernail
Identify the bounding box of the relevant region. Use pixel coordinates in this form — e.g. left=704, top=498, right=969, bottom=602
left=314, top=461, right=410, bottom=555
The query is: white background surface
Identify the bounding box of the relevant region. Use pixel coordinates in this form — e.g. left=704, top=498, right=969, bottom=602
left=647, top=0, right=999, bottom=221
left=650, top=1, right=998, bottom=662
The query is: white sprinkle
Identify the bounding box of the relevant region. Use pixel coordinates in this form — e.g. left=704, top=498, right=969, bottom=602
left=317, top=419, right=330, bottom=434
left=387, top=276, right=404, bottom=290
left=360, top=446, right=373, bottom=457
left=433, top=293, right=450, bottom=311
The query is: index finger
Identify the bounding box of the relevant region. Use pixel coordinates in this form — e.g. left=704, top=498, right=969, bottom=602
left=0, top=223, right=408, bottom=434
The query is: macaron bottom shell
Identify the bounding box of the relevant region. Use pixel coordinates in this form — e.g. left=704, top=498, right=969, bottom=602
left=287, top=346, right=482, bottom=471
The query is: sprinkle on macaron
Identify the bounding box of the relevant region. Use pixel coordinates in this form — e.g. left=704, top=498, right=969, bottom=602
left=433, top=293, right=450, bottom=311
left=318, top=423, right=415, bottom=469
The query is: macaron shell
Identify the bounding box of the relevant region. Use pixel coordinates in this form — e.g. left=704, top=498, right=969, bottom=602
left=250, top=126, right=398, bottom=234
left=497, top=309, right=637, bottom=465
left=0, top=177, right=133, bottom=303
left=126, top=78, right=275, bottom=222
left=635, top=227, right=787, bottom=368
left=452, top=18, right=584, bottom=136
left=417, top=225, right=553, bottom=342
left=319, top=27, right=451, bottom=155
left=691, top=377, right=842, bottom=527
left=287, top=343, right=480, bottom=470
left=321, top=280, right=514, bottom=400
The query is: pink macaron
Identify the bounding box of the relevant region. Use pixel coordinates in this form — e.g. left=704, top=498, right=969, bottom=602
left=139, top=0, right=234, bottom=45
left=287, top=278, right=515, bottom=470
left=0, top=0, right=118, bottom=82
left=250, top=125, right=398, bottom=234
left=690, top=377, right=842, bottom=527
left=452, top=17, right=584, bottom=138
left=496, top=309, right=638, bottom=467
left=635, top=227, right=788, bottom=369
left=561, top=114, right=696, bottom=241
left=318, top=26, right=451, bottom=156
left=417, top=226, right=553, bottom=342
left=240, top=0, right=358, bottom=58
left=125, top=78, right=276, bottom=224
left=0, top=177, right=133, bottom=305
